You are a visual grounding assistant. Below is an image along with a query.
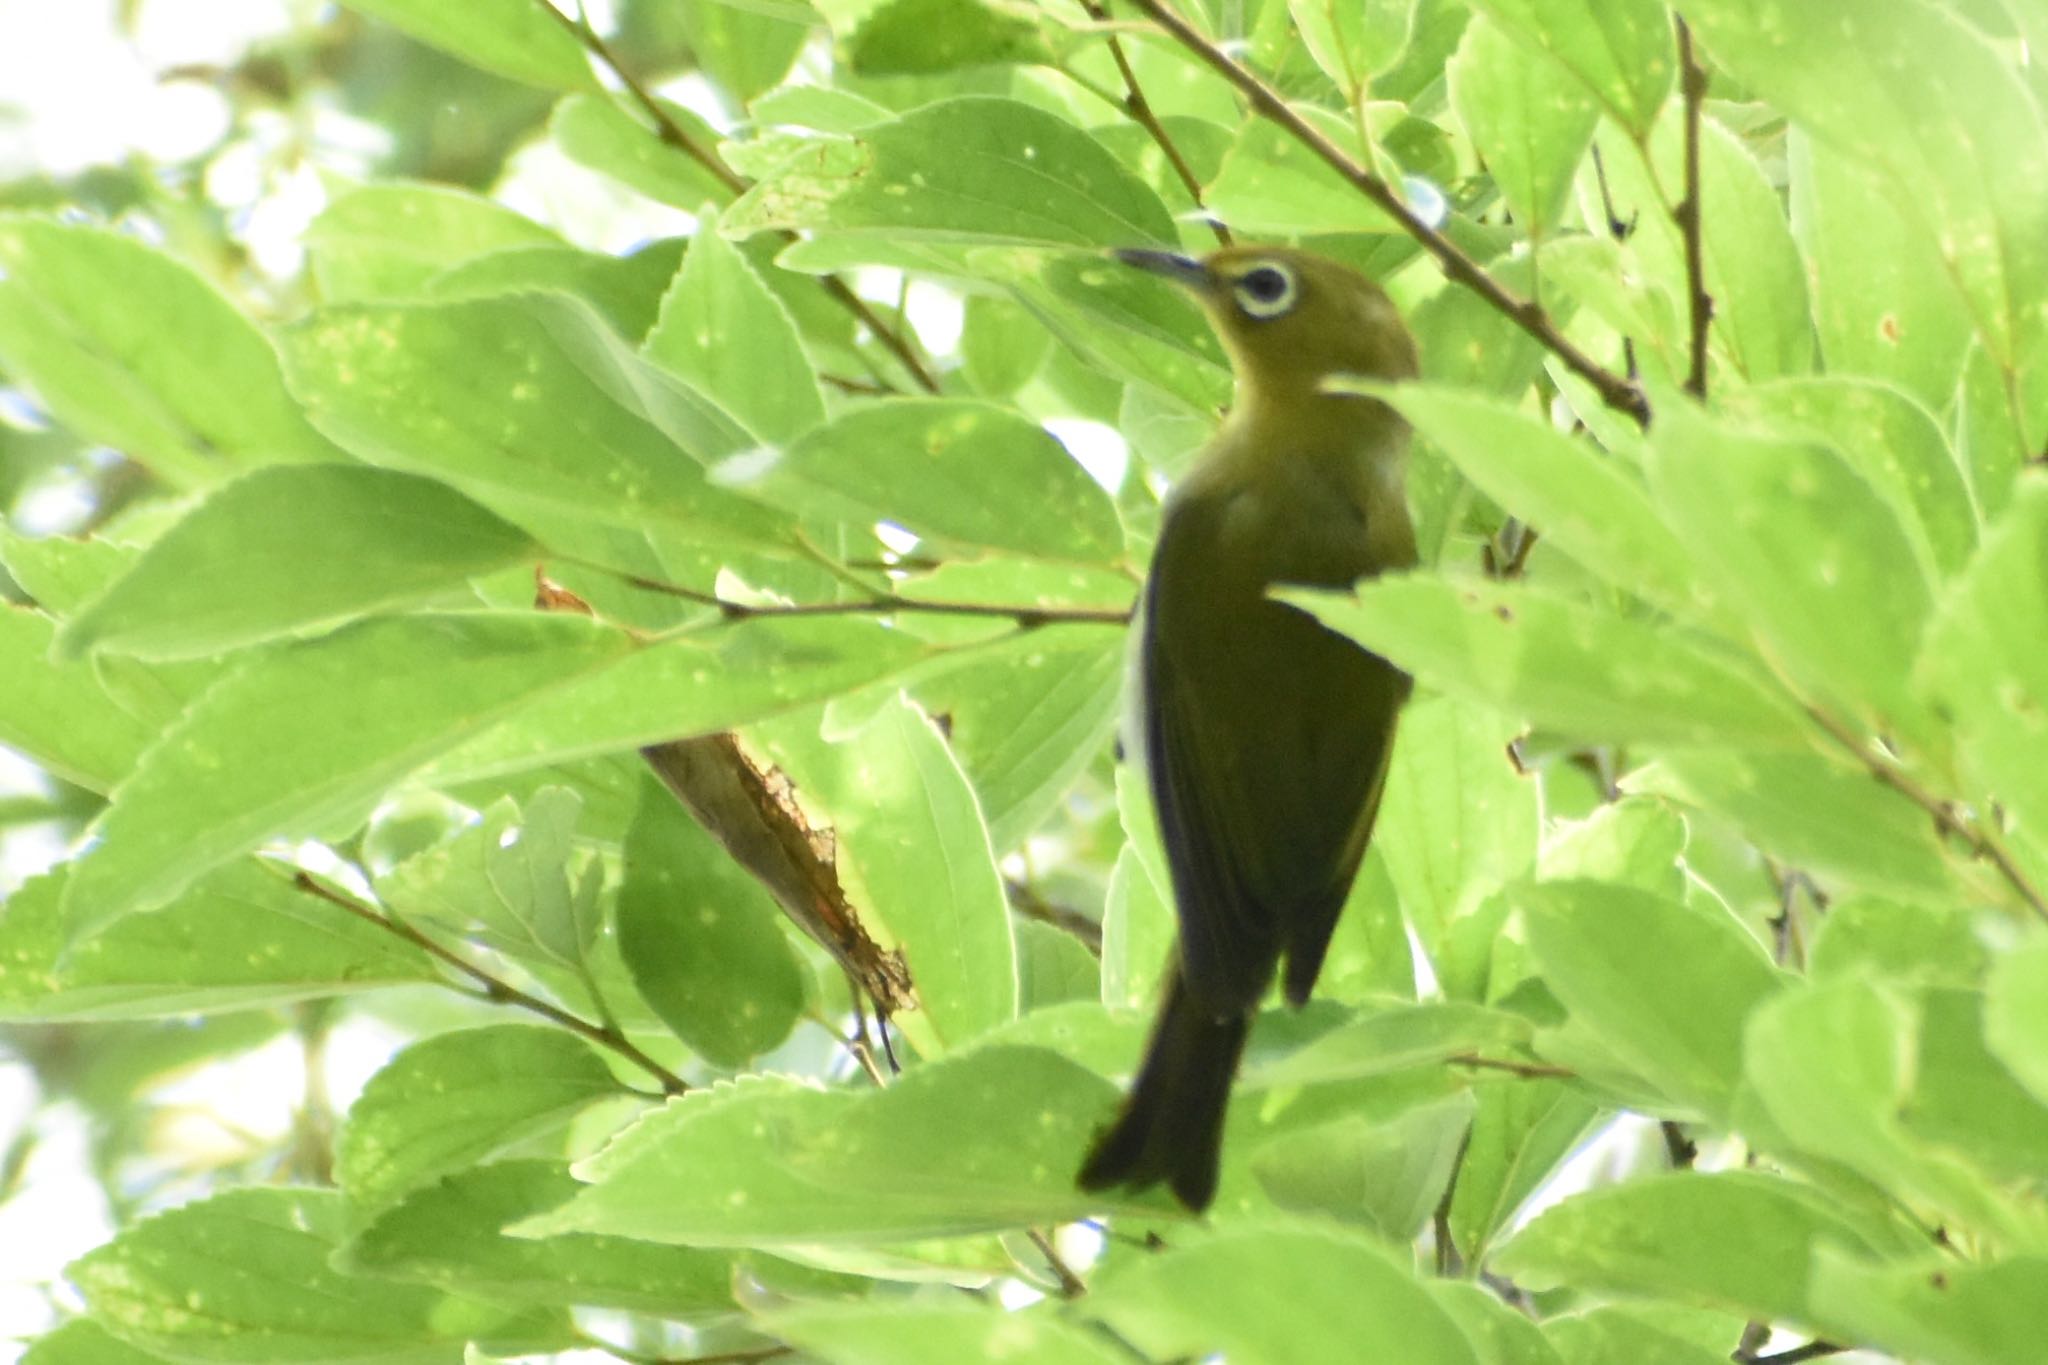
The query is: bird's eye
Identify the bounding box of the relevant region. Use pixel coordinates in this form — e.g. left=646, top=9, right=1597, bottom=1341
left=1233, top=263, right=1298, bottom=319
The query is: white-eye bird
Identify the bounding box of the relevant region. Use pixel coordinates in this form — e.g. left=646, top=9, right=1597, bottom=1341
left=1078, top=245, right=1418, bottom=1211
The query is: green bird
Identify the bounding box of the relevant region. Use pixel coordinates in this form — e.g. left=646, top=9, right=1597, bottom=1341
left=1077, top=245, right=1419, bottom=1211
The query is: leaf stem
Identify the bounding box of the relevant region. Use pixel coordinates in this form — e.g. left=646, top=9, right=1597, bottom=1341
left=623, top=574, right=1135, bottom=629
left=538, top=2, right=942, bottom=393
left=1116, top=0, right=1650, bottom=427
left=290, top=871, right=691, bottom=1094
left=1447, top=1052, right=1576, bottom=1080
left=1075, top=1, right=1231, bottom=245
left=1674, top=19, right=1713, bottom=398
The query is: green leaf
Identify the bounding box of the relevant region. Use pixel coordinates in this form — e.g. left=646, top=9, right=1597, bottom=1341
left=727, top=398, right=1125, bottom=562
left=1810, top=1250, right=2048, bottom=1365
left=305, top=184, right=564, bottom=302
left=1808, top=897, right=1988, bottom=989
left=1446, top=1080, right=1601, bottom=1263
left=1375, top=696, right=1538, bottom=944
left=59, top=466, right=536, bottom=660
left=1741, top=978, right=2029, bottom=1241
left=0, top=218, right=343, bottom=487
left=280, top=293, right=789, bottom=551
left=550, top=93, right=734, bottom=210
left=1540, top=797, right=1688, bottom=899
left=1919, top=481, right=2048, bottom=878
left=769, top=1301, right=1126, bottom=1365
left=525, top=1048, right=1119, bottom=1245
left=724, top=96, right=1178, bottom=248
left=341, top=1161, right=742, bottom=1316
left=424, top=240, right=685, bottom=342
left=1290, top=0, right=1417, bottom=87
left=645, top=219, right=825, bottom=445
left=1683, top=0, right=2048, bottom=449
left=1286, top=576, right=1805, bottom=750
left=0, top=603, right=155, bottom=791
left=1250, top=1091, right=1475, bottom=1239
left=333, top=0, right=597, bottom=90
left=1429, top=1280, right=1567, bottom=1365
left=845, top=0, right=1055, bottom=74
left=0, top=862, right=433, bottom=1022
left=680, top=0, right=813, bottom=101
left=1089, top=1223, right=1481, bottom=1365
left=617, top=774, right=807, bottom=1068
left=1100, top=761, right=1176, bottom=1008
left=1904, top=986, right=2048, bottom=1182
left=1015, top=919, right=1100, bottom=1010
left=21, top=1320, right=177, bottom=1365
left=960, top=294, right=1052, bottom=397
left=62, top=612, right=634, bottom=933
left=1259, top=1001, right=1534, bottom=1088
left=1646, top=395, right=1933, bottom=741
left=427, top=617, right=942, bottom=782
left=1725, top=377, right=1978, bottom=582
left=1543, top=1308, right=1748, bottom=1365
left=908, top=623, right=1124, bottom=851
left=1498, top=1170, right=1886, bottom=1324
left=1447, top=16, right=1599, bottom=239
left=1788, top=130, right=1974, bottom=417
left=1519, top=880, right=1783, bottom=1118
left=70, top=1187, right=494, bottom=1363
left=1642, top=750, right=1959, bottom=900
left=1463, top=0, right=1673, bottom=139
left=335, top=1025, right=623, bottom=1211
left=1986, top=938, right=2048, bottom=1108
left=762, top=694, right=1017, bottom=1049
left=1591, top=118, right=1814, bottom=384
left=1205, top=114, right=1398, bottom=236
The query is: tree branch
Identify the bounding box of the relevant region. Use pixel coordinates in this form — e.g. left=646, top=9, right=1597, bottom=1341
left=291, top=871, right=691, bottom=1095
left=1448, top=1053, right=1576, bottom=1080
left=1675, top=19, right=1713, bottom=398
left=1802, top=704, right=2048, bottom=924
left=539, top=2, right=942, bottom=394
left=1075, top=1, right=1230, bottom=245
left=1116, top=0, right=1650, bottom=427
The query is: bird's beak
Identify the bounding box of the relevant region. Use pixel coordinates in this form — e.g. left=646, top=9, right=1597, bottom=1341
left=1113, top=248, right=1212, bottom=294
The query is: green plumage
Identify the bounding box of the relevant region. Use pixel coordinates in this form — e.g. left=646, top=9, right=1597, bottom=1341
left=1077, top=247, right=1419, bottom=1211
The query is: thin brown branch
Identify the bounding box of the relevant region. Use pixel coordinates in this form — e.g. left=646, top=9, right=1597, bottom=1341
left=1119, top=0, right=1650, bottom=427
left=1675, top=20, right=1713, bottom=398
left=1077, top=0, right=1230, bottom=245
left=624, top=574, right=1135, bottom=629
left=1662, top=1120, right=1698, bottom=1169
left=1448, top=1053, right=1576, bottom=1080
left=1803, top=704, right=2048, bottom=923
left=1025, top=1227, right=1089, bottom=1298
left=291, top=871, right=690, bottom=1095
left=537, top=2, right=942, bottom=393
left=1005, top=877, right=1104, bottom=954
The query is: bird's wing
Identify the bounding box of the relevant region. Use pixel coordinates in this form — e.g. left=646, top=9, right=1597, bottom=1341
left=1142, top=596, right=1284, bottom=1012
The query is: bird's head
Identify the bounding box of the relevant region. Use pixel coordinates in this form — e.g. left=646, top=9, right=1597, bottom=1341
left=1115, top=245, right=1418, bottom=413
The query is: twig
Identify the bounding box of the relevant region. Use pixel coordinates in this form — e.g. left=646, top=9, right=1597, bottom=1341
left=290, top=872, right=690, bottom=1095
left=1802, top=704, right=2048, bottom=923
left=624, top=574, right=1135, bottom=629
left=537, top=2, right=942, bottom=394
left=1076, top=0, right=1230, bottom=245
left=1119, top=0, right=1650, bottom=427
left=1026, top=1227, right=1089, bottom=1298
left=1005, top=877, right=1104, bottom=954
left=1448, top=1053, right=1576, bottom=1080
left=1674, top=20, right=1713, bottom=398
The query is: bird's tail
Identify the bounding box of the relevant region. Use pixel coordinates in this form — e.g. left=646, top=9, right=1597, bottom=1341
left=1076, top=964, right=1249, bottom=1211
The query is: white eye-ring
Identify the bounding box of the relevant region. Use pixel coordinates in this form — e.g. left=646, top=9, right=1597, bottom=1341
left=1232, top=262, right=1298, bottom=318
